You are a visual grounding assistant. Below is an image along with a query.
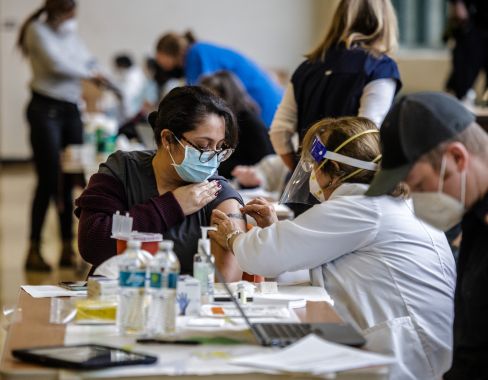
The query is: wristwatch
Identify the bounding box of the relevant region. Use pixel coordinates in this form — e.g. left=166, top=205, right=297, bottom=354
left=225, top=230, right=243, bottom=252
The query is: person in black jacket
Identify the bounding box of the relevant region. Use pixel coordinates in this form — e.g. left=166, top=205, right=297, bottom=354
left=200, top=71, right=274, bottom=179
left=445, top=0, right=488, bottom=101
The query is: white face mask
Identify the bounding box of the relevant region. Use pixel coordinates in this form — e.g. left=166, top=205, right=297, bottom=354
left=411, top=155, right=466, bottom=232
left=309, top=171, right=326, bottom=203
left=58, top=19, right=78, bottom=35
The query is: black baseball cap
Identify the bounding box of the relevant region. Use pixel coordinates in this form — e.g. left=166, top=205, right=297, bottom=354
left=366, top=92, right=475, bottom=196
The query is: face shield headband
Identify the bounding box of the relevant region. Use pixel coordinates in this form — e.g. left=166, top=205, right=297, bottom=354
left=279, top=129, right=381, bottom=205
left=309, top=131, right=381, bottom=180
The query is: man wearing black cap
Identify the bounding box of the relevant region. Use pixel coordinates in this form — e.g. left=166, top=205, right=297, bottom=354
left=367, top=92, right=488, bottom=379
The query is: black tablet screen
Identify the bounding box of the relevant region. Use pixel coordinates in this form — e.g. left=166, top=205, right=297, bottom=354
left=26, top=346, right=149, bottom=365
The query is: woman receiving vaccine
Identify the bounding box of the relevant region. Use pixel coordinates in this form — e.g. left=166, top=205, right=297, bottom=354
left=75, top=86, right=244, bottom=281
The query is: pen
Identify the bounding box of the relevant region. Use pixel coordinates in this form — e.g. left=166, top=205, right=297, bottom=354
left=136, top=338, right=201, bottom=345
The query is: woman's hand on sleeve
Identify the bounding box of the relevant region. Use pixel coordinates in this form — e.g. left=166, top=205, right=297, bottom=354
left=172, top=180, right=221, bottom=216
left=240, top=197, right=278, bottom=228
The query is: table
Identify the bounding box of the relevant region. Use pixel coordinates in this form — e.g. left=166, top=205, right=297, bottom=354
left=0, top=290, right=388, bottom=380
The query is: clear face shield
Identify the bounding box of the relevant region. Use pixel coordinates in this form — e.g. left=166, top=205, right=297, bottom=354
left=279, top=131, right=381, bottom=205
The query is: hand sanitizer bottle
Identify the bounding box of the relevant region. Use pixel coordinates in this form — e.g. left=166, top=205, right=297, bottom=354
left=193, top=227, right=216, bottom=304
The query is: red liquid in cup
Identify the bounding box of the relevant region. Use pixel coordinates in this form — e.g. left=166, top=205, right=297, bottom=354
left=116, top=240, right=160, bottom=255
left=114, top=232, right=163, bottom=255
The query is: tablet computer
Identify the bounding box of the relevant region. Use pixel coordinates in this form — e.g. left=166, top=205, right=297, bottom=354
left=12, top=344, right=157, bottom=369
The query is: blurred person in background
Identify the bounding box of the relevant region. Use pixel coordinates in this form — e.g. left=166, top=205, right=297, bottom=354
left=231, top=155, right=289, bottom=194
left=199, top=71, right=274, bottom=179
left=17, top=0, right=103, bottom=271
left=104, top=53, right=154, bottom=140
left=146, top=57, right=185, bottom=99
left=155, top=30, right=283, bottom=127
left=270, top=0, right=402, bottom=173
left=445, top=0, right=488, bottom=104
left=112, top=54, right=146, bottom=124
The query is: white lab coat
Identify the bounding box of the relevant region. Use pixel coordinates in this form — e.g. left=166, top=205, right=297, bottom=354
left=233, top=183, right=456, bottom=380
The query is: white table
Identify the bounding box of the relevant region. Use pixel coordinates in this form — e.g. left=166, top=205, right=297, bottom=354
left=0, top=288, right=389, bottom=379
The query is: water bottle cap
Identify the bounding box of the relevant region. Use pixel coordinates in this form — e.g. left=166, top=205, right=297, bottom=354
left=159, top=240, right=174, bottom=250
left=127, top=240, right=142, bottom=248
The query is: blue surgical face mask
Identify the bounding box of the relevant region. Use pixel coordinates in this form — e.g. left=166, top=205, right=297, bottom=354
left=168, top=139, right=219, bottom=183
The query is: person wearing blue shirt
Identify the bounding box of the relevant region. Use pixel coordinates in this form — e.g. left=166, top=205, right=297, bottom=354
left=155, top=31, right=283, bottom=127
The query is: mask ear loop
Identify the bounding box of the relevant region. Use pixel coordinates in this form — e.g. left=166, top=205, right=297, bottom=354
left=167, top=132, right=187, bottom=166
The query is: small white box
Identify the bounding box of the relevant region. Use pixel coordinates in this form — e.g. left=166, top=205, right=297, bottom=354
left=176, top=275, right=201, bottom=316
left=87, top=277, right=118, bottom=299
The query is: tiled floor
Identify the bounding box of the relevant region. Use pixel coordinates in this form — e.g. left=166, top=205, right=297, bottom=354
left=0, top=163, right=89, bottom=326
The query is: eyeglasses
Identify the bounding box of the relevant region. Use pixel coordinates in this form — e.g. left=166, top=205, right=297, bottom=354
left=178, top=135, right=234, bottom=163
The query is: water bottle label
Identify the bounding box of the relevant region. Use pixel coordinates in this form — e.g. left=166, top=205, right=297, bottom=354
left=149, top=272, right=162, bottom=289
left=119, top=271, right=146, bottom=288
left=168, top=272, right=178, bottom=289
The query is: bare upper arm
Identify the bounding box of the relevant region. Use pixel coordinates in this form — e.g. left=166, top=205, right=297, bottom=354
left=210, top=198, right=245, bottom=282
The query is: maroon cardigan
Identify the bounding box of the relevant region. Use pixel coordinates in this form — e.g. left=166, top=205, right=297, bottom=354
left=74, top=173, right=184, bottom=269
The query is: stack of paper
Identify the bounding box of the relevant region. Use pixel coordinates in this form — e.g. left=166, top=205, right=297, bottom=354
left=231, top=334, right=395, bottom=376
left=253, top=293, right=306, bottom=308
left=21, top=285, right=87, bottom=298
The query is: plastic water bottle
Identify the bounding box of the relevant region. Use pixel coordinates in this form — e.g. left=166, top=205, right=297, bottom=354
left=146, top=240, right=179, bottom=335
left=193, top=227, right=215, bottom=304
left=117, top=240, right=150, bottom=335
left=162, top=241, right=180, bottom=334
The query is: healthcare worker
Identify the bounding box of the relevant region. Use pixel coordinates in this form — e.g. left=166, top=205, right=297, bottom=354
left=210, top=116, right=456, bottom=380
left=270, top=0, right=401, bottom=172
left=154, top=31, right=283, bottom=127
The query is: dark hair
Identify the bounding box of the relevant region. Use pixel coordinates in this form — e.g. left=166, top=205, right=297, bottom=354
left=156, top=30, right=196, bottom=57
left=199, top=71, right=260, bottom=115
left=114, top=54, right=133, bottom=69
left=17, top=0, right=76, bottom=55
left=148, top=86, right=238, bottom=149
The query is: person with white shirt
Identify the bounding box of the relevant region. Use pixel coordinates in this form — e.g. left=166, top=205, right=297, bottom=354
left=270, top=0, right=401, bottom=173
left=210, top=116, right=455, bottom=380
left=17, top=0, right=101, bottom=271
